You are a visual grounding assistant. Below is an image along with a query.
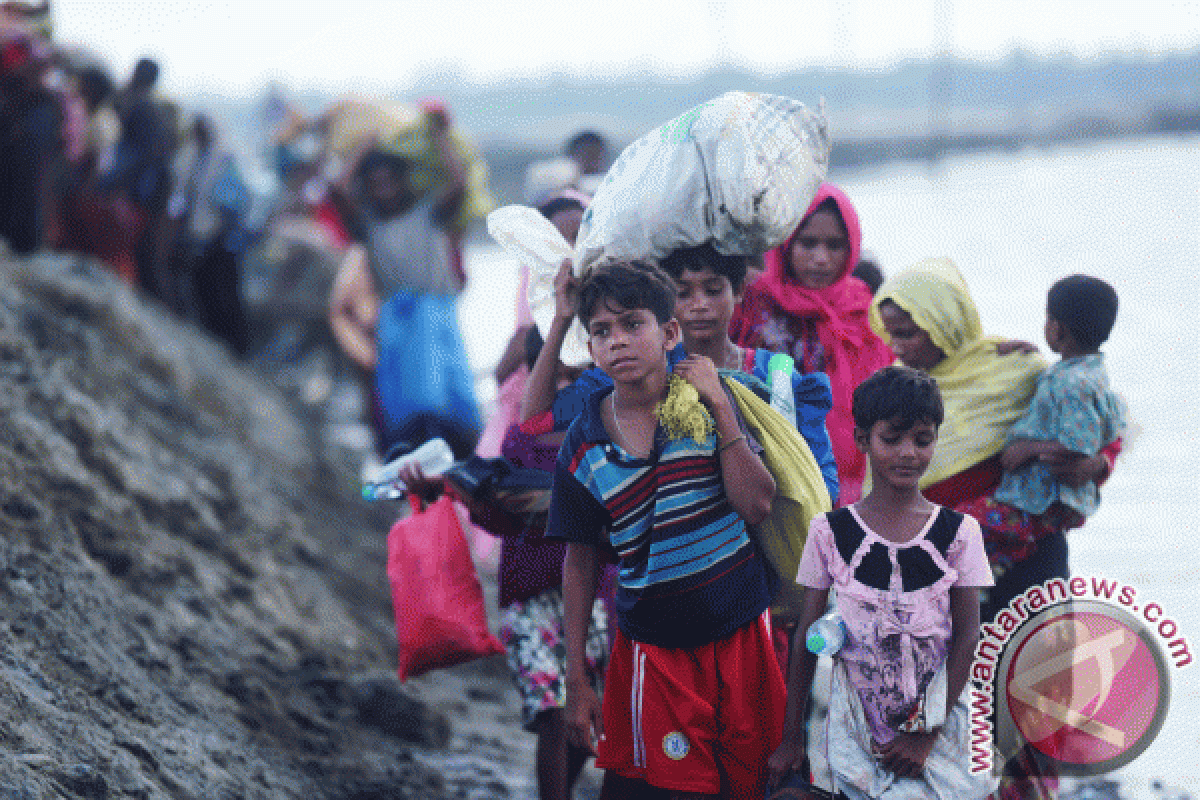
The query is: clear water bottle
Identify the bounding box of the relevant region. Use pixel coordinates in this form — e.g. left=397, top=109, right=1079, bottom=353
left=767, top=353, right=797, bottom=426
left=361, top=438, right=455, bottom=501
left=805, top=610, right=846, bottom=656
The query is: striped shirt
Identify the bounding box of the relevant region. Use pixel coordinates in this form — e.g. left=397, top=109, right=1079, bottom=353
left=548, top=384, right=776, bottom=648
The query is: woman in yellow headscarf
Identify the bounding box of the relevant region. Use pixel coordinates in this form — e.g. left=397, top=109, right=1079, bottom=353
left=868, top=258, right=1120, bottom=619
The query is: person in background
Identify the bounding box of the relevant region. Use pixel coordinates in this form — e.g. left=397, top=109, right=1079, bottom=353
left=657, top=243, right=839, bottom=502
left=403, top=324, right=613, bottom=800
left=105, top=57, right=179, bottom=298
left=982, top=274, right=1126, bottom=618
left=481, top=190, right=589, bottom=458
left=55, top=62, right=146, bottom=284
left=327, top=107, right=480, bottom=459
left=0, top=25, right=61, bottom=255
left=853, top=249, right=884, bottom=295
left=732, top=183, right=894, bottom=505
left=164, top=113, right=252, bottom=354
left=564, top=130, right=609, bottom=196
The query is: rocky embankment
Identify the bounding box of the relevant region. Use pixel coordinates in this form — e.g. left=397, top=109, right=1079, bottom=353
left=0, top=251, right=541, bottom=799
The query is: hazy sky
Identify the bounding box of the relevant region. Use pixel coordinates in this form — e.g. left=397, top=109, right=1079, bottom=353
left=53, top=0, right=1200, bottom=95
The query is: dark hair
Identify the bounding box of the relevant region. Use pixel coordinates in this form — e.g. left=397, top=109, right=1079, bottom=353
left=806, top=197, right=843, bottom=228
left=787, top=196, right=847, bottom=259
left=77, top=66, right=114, bottom=110
left=524, top=325, right=545, bottom=371
left=659, top=242, right=750, bottom=293
left=853, top=254, right=884, bottom=294
left=853, top=366, right=944, bottom=432
left=357, top=149, right=411, bottom=182
left=565, top=130, right=606, bottom=153
left=537, top=194, right=586, bottom=221
left=1046, top=274, right=1118, bottom=351
left=577, top=259, right=675, bottom=330
left=131, top=57, right=159, bottom=90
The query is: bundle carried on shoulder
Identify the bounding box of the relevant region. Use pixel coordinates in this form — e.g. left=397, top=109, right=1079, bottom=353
left=723, top=377, right=832, bottom=623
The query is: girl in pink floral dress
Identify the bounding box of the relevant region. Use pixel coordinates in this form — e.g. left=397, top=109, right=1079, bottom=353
left=769, top=366, right=996, bottom=799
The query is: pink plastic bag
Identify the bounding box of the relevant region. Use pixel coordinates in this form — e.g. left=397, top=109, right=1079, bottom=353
left=387, top=494, right=504, bottom=681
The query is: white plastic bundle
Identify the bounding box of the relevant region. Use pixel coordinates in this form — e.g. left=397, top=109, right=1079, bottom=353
left=486, top=205, right=591, bottom=365
left=576, top=91, right=830, bottom=269
left=485, top=91, right=830, bottom=365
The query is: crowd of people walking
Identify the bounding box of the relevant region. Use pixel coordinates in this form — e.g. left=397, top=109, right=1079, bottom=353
left=3, top=7, right=1131, bottom=800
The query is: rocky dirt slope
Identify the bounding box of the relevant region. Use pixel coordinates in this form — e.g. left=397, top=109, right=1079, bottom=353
left=0, top=251, right=547, bottom=799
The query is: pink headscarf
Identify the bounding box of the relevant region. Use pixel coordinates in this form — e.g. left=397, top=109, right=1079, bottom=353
left=733, top=183, right=893, bottom=504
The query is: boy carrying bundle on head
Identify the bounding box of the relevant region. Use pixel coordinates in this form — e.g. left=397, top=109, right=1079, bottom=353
left=548, top=259, right=786, bottom=799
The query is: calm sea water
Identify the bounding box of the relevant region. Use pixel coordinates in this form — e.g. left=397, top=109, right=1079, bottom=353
left=457, top=134, right=1200, bottom=796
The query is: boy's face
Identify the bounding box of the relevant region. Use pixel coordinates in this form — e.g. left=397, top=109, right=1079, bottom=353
left=855, top=416, right=938, bottom=491
left=674, top=267, right=740, bottom=349
left=1044, top=313, right=1069, bottom=355
left=585, top=302, right=679, bottom=385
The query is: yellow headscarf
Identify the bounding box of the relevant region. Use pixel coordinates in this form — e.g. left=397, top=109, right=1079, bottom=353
left=868, top=258, right=1047, bottom=488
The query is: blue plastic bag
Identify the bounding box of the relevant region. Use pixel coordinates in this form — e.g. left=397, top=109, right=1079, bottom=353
left=375, top=290, right=482, bottom=452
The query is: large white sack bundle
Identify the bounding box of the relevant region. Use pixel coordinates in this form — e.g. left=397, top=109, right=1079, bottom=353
left=576, top=91, right=830, bottom=270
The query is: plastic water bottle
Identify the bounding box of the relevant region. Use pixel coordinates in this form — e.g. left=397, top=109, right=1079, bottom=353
left=361, top=438, right=455, bottom=501
left=767, top=353, right=797, bottom=425
left=805, top=610, right=846, bottom=656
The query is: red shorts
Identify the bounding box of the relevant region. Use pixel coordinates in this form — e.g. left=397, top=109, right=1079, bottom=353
left=597, top=611, right=785, bottom=797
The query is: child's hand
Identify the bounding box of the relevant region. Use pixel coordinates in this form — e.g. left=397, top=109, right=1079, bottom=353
left=766, top=730, right=810, bottom=792
left=396, top=463, right=441, bottom=498
left=875, top=730, right=937, bottom=779
left=553, top=259, right=579, bottom=323
left=995, top=338, right=1040, bottom=356
left=565, top=680, right=604, bottom=756
left=1001, top=439, right=1044, bottom=472
left=673, top=355, right=725, bottom=410
left=1040, top=444, right=1104, bottom=488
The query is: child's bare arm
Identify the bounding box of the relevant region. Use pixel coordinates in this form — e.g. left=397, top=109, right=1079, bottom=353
left=328, top=245, right=378, bottom=370
left=494, top=325, right=531, bottom=384
left=1000, top=438, right=1062, bottom=472
left=562, top=542, right=603, bottom=754
left=945, top=586, right=981, bottom=720
left=1039, top=443, right=1110, bottom=488
left=766, top=586, right=828, bottom=789
left=520, top=259, right=577, bottom=423
left=674, top=355, right=775, bottom=525
left=428, top=109, right=468, bottom=227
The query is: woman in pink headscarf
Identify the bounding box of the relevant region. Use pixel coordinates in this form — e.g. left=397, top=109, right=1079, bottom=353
left=731, top=183, right=893, bottom=504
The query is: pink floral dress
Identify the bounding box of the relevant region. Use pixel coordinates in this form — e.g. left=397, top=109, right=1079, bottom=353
left=797, top=506, right=996, bottom=799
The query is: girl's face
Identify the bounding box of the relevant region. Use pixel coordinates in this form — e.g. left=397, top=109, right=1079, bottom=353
left=856, top=417, right=938, bottom=492
left=674, top=267, right=740, bottom=349
left=878, top=301, right=945, bottom=372
left=787, top=209, right=850, bottom=290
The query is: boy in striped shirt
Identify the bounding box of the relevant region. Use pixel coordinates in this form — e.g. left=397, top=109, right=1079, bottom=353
left=549, top=259, right=785, bottom=799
